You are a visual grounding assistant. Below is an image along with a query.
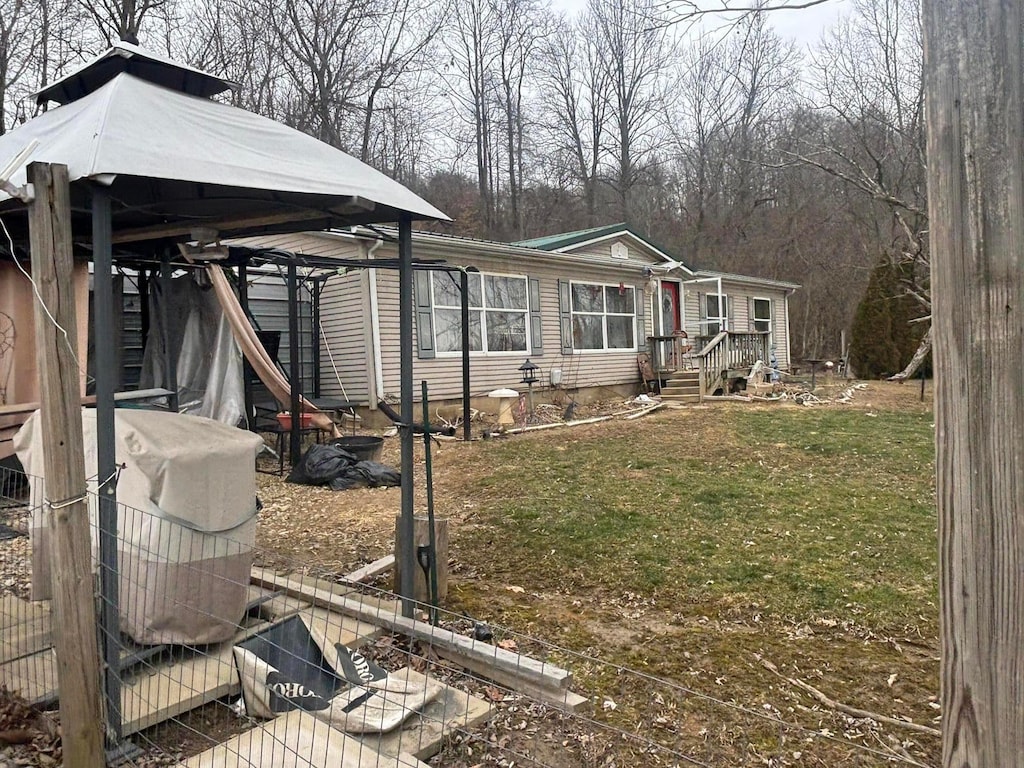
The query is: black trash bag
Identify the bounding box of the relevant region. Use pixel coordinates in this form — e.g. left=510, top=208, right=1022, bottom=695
left=287, top=443, right=358, bottom=485
left=287, top=444, right=400, bottom=491
left=328, top=460, right=401, bottom=491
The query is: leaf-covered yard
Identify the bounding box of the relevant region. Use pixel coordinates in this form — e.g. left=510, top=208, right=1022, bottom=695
left=256, top=382, right=939, bottom=765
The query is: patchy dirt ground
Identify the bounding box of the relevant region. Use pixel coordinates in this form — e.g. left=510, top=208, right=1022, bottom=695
left=254, top=378, right=933, bottom=576
left=248, top=380, right=939, bottom=767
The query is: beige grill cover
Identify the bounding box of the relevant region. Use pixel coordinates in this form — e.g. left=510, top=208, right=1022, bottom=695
left=14, top=408, right=263, bottom=645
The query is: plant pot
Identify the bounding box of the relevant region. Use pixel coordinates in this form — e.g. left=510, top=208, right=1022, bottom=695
left=331, top=435, right=385, bottom=462
left=276, top=412, right=313, bottom=430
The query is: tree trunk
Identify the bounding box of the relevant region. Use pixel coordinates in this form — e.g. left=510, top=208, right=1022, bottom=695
left=887, top=325, right=932, bottom=381
left=360, top=85, right=379, bottom=164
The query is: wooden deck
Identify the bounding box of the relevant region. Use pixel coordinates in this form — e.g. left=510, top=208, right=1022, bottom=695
left=647, top=332, right=771, bottom=400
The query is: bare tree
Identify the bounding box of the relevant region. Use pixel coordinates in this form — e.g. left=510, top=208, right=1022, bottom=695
left=358, top=0, right=446, bottom=165
left=537, top=13, right=611, bottom=227
left=487, top=0, right=548, bottom=237
left=797, top=0, right=929, bottom=376
left=659, top=0, right=836, bottom=29
left=264, top=0, right=375, bottom=149
left=0, top=0, right=41, bottom=132
left=588, top=0, right=672, bottom=222
left=444, top=0, right=504, bottom=231
left=176, top=0, right=284, bottom=118
left=1, top=0, right=86, bottom=131
left=77, top=0, right=166, bottom=44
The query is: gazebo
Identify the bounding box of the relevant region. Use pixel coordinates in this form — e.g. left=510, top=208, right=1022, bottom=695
left=0, top=41, right=446, bottom=755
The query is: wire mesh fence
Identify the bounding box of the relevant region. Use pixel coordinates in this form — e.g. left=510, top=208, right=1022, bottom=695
left=0, top=460, right=938, bottom=768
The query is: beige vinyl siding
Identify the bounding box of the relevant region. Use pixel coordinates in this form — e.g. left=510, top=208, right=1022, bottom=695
left=774, top=294, right=791, bottom=369
left=681, top=282, right=791, bottom=368
left=234, top=230, right=797, bottom=400
left=232, top=232, right=364, bottom=259
left=561, top=239, right=667, bottom=268
left=318, top=270, right=372, bottom=403
left=374, top=252, right=649, bottom=401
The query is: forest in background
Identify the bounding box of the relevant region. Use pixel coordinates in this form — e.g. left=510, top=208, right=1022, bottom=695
left=0, top=0, right=930, bottom=374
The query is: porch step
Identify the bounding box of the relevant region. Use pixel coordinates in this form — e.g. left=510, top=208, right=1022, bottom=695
left=664, top=372, right=699, bottom=384
left=661, top=390, right=700, bottom=402
left=661, top=371, right=701, bottom=403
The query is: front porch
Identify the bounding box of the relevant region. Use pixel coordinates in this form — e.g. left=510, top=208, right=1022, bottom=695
left=647, top=331, right=772, bottom=402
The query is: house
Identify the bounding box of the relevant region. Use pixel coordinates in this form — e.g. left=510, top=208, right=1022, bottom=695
left=239, top=224, right=799, bottom=413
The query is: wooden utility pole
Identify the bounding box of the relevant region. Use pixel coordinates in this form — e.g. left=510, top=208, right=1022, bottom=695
left=923, top=1, right=1024, bottom=765
left=27, top=162, right=106, bottom=766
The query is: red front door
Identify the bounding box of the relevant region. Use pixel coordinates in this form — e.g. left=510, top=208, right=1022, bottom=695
left=660, top=281, right=681, bottom=335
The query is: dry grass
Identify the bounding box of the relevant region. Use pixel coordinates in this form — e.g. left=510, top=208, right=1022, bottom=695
left=254, top=380, right=939, bottom=767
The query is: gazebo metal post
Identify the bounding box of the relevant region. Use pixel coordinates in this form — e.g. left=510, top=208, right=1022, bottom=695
left=158, top=253, right=178, bottom=412
left=90, top=186, right=124, bottom=745
left=237, top=261, right=254, bottom=429
left=287, top=261, right=302, bottom=466
left=138, top=269, right=149, bottom=351
left=460, top=269, right=471, bottom=442
left=311, top=278, right=323, bottom=398
left=398, top=215, right=416, bottom=617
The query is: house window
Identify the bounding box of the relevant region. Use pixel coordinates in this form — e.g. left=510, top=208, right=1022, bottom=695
left=571, top=282, right=636, bottom=350
left=704, top=293, right=728, bottom=335
left=752, top=297, right=772, bottom=334
left=432, top=271, right=528, bottom=354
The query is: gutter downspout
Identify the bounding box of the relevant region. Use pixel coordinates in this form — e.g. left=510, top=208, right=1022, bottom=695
left=367, top=237, right=385, bottom=407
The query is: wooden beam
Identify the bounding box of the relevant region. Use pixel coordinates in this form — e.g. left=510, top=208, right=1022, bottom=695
left=26, top=162, right=105, bottom=767
left=343, top=555, right=396, bottom=585
left=923, top=1, right=1024, bottom=765
left=111, top=209, right=327, bottom=244
left=109, top=197, right=376, bottom=245
left=184, top=708, right=427, bottom=768
left=251, top=569, right=572, bottom=693
left=0, top=596, right=52, bottom=664
left=430, top=647, right=589, bottom=712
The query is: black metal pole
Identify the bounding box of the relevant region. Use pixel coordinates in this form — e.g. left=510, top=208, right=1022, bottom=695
left=138, top=269, right=149, bottom=352
left=238, top=261, right=254, bottom=429
left=312, top=278, right=322, bottom=398
left=421, top=380, right=440, bottom=624
left=91, top=187, right=123, bottom=746
left=287, top=261, right=302, bottom=466
left=112, top=274, right=124, bottom=390
left=398, top=216, right=416, bottom=618
left=159, top=254, right=178, bottom=412
left=460, top=269, right=471, bottom=442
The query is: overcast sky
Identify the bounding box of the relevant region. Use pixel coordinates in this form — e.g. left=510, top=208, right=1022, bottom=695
left=548, top=0, right=851, bottom=49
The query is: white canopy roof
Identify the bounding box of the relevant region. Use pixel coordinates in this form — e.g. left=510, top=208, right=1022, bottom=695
left=0, top=45, right=446, bottom=243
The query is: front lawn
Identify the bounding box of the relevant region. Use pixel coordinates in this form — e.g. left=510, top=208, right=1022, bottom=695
left=439, top=389, right=938, bottom=766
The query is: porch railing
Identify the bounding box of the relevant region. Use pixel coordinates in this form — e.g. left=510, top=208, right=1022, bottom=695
left=695, top=331, right=771, bottom=397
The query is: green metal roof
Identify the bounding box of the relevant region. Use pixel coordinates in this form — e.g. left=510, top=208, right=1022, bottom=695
left=514, top=222, right=634, bottom=251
